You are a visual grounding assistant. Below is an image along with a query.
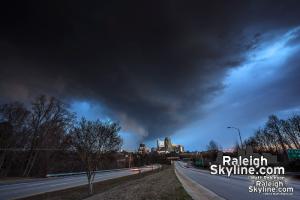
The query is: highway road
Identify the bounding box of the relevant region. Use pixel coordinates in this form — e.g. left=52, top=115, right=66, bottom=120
left=0, top=165, right=159, bottom=200
left=175, top=161, right=300, bottom=200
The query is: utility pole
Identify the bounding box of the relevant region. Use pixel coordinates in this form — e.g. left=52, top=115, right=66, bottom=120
left=125, top=154, right=132, bottom=168
left=227, top=126, right=243, bottom=149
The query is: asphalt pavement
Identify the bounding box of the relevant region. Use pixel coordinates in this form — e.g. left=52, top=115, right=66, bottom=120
left=175, top=161, right=300, bottom=200
left=0, top=165, right=159, bottom=200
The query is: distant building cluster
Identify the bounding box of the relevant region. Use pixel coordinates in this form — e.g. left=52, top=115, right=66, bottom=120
left=138, top=137, right=184, bottom=154
left=156, top=137, right=184, bottom=154
left=137, top=143, right=150, bottom=154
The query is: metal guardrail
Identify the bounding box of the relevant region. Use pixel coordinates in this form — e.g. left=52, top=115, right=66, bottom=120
left=46, top=164, right=160, bottom=177
left=46, top=168, right=127, bottom=177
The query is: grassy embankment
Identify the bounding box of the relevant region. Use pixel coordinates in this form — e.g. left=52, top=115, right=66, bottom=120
left=19, top=165, right=192, bottom=200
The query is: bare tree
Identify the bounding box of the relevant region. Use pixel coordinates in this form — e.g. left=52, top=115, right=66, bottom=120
left=287, top=115, right=300, bottom=148
left=244, top=136, right=258, bottom=151
left=0, top=102, right=30, bottom=175
left=0, top=122, right=13, bottom=174
left=265, top=115, right=289, bottom=156
left=207, top=140, right=219, bottom=151
left=254, top=129, right=268, bottom=152
left=71, top=118, right=122, bottom=195
left=23, top=95, right=74, bottom=177
left=243, top=114, right=300, bottom=160
left=280, top=119, right=300, bottom=149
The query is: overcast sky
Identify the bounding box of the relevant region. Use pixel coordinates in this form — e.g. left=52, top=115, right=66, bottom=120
left=1, top=1, right=300, bottom=151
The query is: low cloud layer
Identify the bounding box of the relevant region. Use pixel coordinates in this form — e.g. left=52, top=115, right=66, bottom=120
left=1, top=1, right=300, bottom=145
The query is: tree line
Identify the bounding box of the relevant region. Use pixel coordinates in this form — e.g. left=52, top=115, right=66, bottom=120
left=206, top=114, right=300, bottom=156
left=244, top=114, right=300, bottom=157
left=201, top=114, right=300, bottom=168
left=0, top=95, right=122, bottom=182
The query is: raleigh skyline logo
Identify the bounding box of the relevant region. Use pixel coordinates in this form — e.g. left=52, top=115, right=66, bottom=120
left=209, top=146, right=293, bottom=195
left=210, top=146, right=283, bottom=176
left=210, top=155, right=284, bottom=176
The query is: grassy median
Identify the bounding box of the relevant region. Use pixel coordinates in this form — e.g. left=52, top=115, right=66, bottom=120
left=19, top=165, right=191, bottom=200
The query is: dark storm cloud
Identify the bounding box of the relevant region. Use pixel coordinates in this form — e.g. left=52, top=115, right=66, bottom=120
left=1, top=0, right=300, bottom=140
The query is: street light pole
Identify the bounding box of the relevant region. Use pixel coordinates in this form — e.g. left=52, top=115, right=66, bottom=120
left=227, top=126, right=243, bottom=149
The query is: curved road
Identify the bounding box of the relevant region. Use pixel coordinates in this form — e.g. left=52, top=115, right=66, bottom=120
left=0, top=165, right=159, bottom=200
left=175, top=161, right=300, bottom=200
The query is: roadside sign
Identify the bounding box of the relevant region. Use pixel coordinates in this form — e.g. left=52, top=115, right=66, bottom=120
left=287, top=149, right=300, bottom=160
left=195, top=159, right=204, bottom=167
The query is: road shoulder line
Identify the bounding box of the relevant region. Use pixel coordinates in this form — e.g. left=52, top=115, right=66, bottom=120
left=175, top=165, right=225, bottom=200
